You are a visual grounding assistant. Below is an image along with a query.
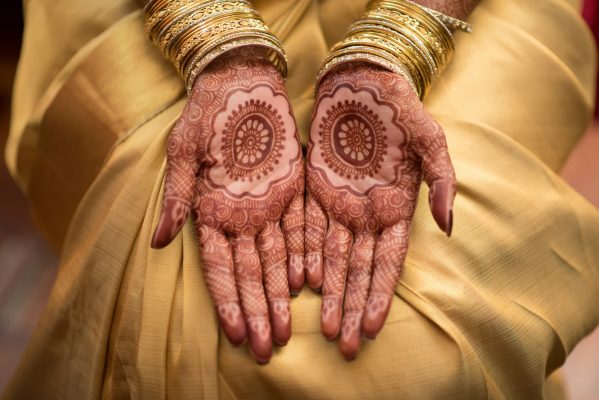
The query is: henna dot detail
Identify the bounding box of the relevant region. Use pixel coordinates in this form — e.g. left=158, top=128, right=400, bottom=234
left=319, top=101, right=387, bottom=180
left=221, top=98, right=284, bottom=182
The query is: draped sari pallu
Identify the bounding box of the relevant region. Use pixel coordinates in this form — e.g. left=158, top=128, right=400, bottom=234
left=4, top=0, right=599, bottom=399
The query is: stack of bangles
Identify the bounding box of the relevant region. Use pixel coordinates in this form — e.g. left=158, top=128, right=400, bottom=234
left=144, top=0, right=471, bottom=100
left=144, top=0, right=288, bottom=94
left=317, top=0, right=473, bottom=99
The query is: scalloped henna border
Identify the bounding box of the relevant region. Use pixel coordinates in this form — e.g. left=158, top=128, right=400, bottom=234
left=202, top=83, right=302, bottom=199
left=308, top=83, right=410, bottom=197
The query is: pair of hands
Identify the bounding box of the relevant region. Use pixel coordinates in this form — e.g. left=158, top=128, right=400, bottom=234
left=152, top=47, right=456, bottom=363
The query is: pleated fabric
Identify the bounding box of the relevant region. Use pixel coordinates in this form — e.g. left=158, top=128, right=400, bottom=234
left=3, top=0, right=599, bottom=399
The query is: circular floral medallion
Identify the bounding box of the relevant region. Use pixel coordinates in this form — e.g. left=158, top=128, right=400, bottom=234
left=233, top=115, right=274, bottom=167
left=318, top=100, right=387, bottom=180
left=221, top=99, right=285, bottom=182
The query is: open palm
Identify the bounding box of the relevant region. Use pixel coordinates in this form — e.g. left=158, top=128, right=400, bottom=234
left=306, top=62, right=456, bottom=359
left=152, top=48, right=304, bottom=363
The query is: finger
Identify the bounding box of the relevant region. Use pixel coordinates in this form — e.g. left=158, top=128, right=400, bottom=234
left=339, top=233, right=375, bottom=360
left=258, top=222, right=291, bottom=346
left=282, top=193, right=305, bottom=294
left=413, top=118, right=457, bottom=236
left=304, top=193, right=327, bottom=291
left=321, top=220, right=352, bottom=340
left=231, top=235, right=272, bottom=364
left=196, top=225, right=246, bottom=347
left=152, top=113, right=201, bottom=248
left=362, top=221, right=410, bottom=339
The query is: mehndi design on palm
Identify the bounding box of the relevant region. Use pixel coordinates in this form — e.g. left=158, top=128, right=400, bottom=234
left=152, top=48, right=304, bottom=364
left=306, top=62, right=456, bottom=360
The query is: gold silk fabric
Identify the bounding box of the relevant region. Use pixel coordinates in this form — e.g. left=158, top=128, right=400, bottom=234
left=4, top=0, right=599, bottom=399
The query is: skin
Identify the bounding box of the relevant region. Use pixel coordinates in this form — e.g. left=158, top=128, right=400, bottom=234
left=306, top=62, right=456, bottom=360
left=304, top=0, right=480, bottom=360
left=151, top=47, right=304, bottom=364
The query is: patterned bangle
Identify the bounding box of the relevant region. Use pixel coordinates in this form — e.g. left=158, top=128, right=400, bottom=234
left=144, top=0, right=287, bottom=90
left=185, top=37, right=287, bottom=94
left=317, top=0, right=470, bottom=99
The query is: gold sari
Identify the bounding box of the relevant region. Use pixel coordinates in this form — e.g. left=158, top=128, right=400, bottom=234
left=4, top=0, right=599, bottom=398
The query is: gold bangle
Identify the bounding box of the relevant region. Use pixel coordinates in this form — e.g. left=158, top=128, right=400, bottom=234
left=380, top=0, right=473, bottom=33
left=320, top=45, right=420, bottom=95
left=329, top=38, right=428, bottom=95
left=370, top=1, right=454, bottom=58
left=318, top=52, right=418, bottom=96
left=343, top=32, right=433, bottom=92
left=181, top=29, right=283, bottom=79
left=145, top=0, right=200, bottom=36
left=171, top=13, right=267, bottom=71
left=145, top=0, right=287, bottom=91
left=157, top=2, right=254, bottom=52
left=346, top=25, right=437, bottom=76
left=359, top=12, right=448, bottom=68
left=348, top=22, right=438, bottom=77
left=317, top=0, right=467, bottom=99
left=185, top=37, right=287, bottom=93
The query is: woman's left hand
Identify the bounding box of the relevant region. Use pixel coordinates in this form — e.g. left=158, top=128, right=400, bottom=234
left=305, top=62, right=456, bottom=360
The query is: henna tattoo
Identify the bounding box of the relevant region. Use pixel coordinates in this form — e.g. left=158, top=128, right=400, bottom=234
left=220, top=97, right=285, bottom=182
left=413, top=0, right=480, bottom=20
left=310, top=83, right=410, bottom=202
left=282, top=193, right=305, bottom=293
left=154, top=47, right=303, bottom=363
left=197, top=225, right=247, bottom=346
left=319, top=97, right=389, bottom=180
left=258, top=222, right=291, bottom=345
left=304, top=194, right=327, bottom=290
left=307, top=62, right=457, bottom=359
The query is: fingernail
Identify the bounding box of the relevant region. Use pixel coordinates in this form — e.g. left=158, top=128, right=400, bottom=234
left=362, top=294, right=391, bottom=339
left=446, top=208, right=453, bottom=237
left=151, top=221, right=167, bottom=249
left=248, top=318, right=273, bottom=364
left=216, top=302, right=247, bottom=347
left=431, top=180, right=455, bottom=236
left=339, top=313, right=362, bottom=361
left=269, top=299, right=291, bottom=346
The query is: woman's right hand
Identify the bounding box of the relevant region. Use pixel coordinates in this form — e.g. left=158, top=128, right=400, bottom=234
left=151, top=47, right=304, bottom=364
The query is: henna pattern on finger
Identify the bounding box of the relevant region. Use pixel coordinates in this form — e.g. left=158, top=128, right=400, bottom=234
left=258, top=222, right=291, bottom=345
left=321, top=221, right=352, bottom=339
left=304, top=194, right=327, bottom=289
left=196, top=225, right=246, bottom=345
left=282, top=193, right=305, bottom=293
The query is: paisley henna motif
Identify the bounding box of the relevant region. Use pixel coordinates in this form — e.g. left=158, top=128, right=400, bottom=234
left=307, top=62, right=457, bottom=360
left=152, top=47, right=303, bottom=364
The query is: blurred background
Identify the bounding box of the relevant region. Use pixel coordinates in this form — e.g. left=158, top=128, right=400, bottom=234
left=0, top=0, right=59, bottom=393
left=0, top=1, right=598, bottom=398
